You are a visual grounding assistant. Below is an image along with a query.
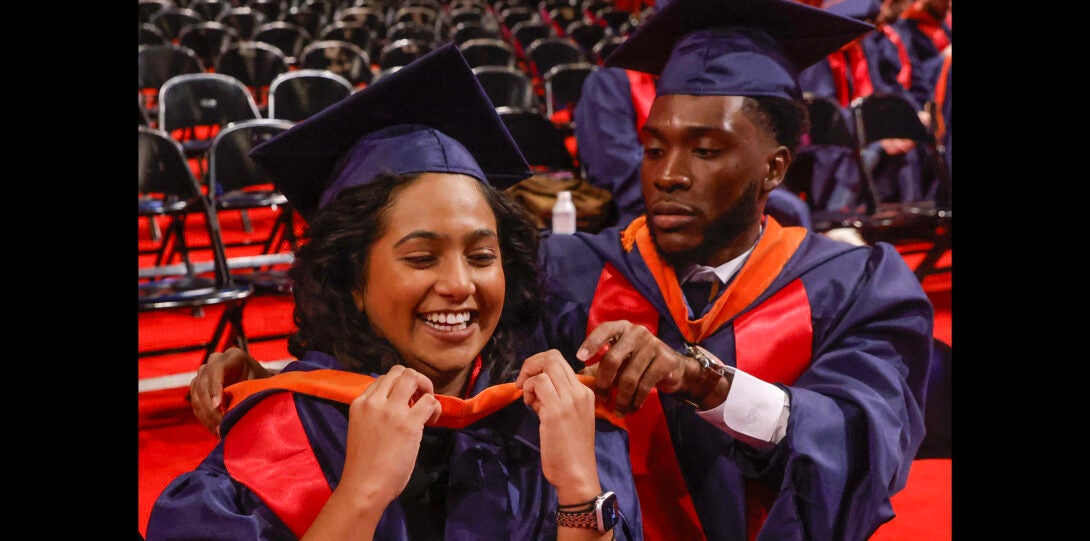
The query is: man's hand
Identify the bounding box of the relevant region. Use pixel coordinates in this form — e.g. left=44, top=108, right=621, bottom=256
left=189, top=347, right=274, bottom=437
left=576, top=320, right=695, bottom=416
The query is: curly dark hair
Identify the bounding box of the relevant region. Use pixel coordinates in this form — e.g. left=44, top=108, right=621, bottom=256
left=744, top=95, right=811, bottom=154
left=286, top=172, right=544, bottom=384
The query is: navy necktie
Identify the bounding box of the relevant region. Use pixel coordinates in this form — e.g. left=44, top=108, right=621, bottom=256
left=683, top=279, right=714, bottom=316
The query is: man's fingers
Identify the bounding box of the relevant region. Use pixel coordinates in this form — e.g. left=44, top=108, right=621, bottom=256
left=576, top=321, right=626, bottom=362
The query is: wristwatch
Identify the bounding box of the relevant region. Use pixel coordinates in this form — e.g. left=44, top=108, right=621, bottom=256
left=676, top=344, right=735, bottom=409
left=556, top=491, right=620, bottom=533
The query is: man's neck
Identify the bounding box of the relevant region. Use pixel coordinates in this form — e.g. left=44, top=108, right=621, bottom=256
left=702, top=222, right=763, bottom=268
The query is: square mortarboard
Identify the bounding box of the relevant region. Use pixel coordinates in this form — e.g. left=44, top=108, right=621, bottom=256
left=604, top=0, right=874, bottom=100
left=823, top=0, right=880, bottom=21
left=248, top=42, right=531, bottom=222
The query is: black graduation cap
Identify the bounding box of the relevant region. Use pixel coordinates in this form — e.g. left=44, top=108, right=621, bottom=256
left=249, top=42, right=531, bottom=222
left=823, top=0, right=880, bottom=21
left=604, top=0, right=874, bottom=100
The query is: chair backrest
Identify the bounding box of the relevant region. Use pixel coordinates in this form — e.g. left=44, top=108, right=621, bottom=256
left=543, top=62, right=595, bottom=119
left=250, top=0, right=285, bottom=22
left=214, top=42, right=290, bottom=108
left=139, top=126, right=204, bottom=202
left=268, top=69, right=354, bottom=122
left=807, top=95, right=857, bottom=147
left=299, top=40, right=374, bottom=87
left=158, top=72, right=261, bottom=137
left=139, top=22, right=168, bottom=46
left=149, top=7, right=204, bottom=41
left=217, top=6, right=268, bottom=40
left=450, top=6, right=485, bottom=26
left=286, top=5, right=328, bottom=37
left=139, top=0, right=173, bottom=24
left=177, top=21, right=240, bottom=70
left=139, top=43, right=207, bottom=113
left=319, top=21, right=377, bottom=57
left=373, top=65, right=404, bottom=83
left=525, top=37, right=585, bottom=79
left=139, top=44, right=206, bottom=95
left=595, top=6, right=637, bottom=35
left=379, top=38, right=433, bottom=70
left=851, top=93, right=946, bottom=208
left=472, top=66, right=539, bottom=111
left=852, top=93, right=932, bottom=145
left=499, top=6, right=538, bottom=32
left=512, top=20, right=556, bottom=51
left=592, top=34, right=625, bottom=64
left=452, top=21, right=502, bottom=45
left=497, top=106, right=576, bottom=174
left=253, top=21, right=313, bottom=64
left=188, top=0, right=230, bottom=22
left=208, top=119, right=296, bottom=194
left=335, top=5, right=387, bottom=36
left=387, top=21, right=438, bottom=46
left=300, top=0, right=336, bottom=19
left=393, top=5, right=440, bottom=26
left=566, top=20, right=609, bottom=60
left=459, top=38, right=515, bottom=68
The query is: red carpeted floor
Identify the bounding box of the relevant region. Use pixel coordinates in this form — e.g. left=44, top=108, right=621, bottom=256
left=137, top=208, right=952, bottom=539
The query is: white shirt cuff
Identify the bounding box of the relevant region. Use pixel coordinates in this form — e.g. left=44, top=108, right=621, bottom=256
left=695, top=367, right=790, bottom=451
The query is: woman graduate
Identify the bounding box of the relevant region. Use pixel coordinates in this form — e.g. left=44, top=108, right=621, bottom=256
left=145, top=43, right=640, bottom=541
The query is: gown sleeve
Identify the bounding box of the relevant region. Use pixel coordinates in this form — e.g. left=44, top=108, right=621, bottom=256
left=144, top=444, right=299, bottom=541
left=752, top=241, right=933, bottom=540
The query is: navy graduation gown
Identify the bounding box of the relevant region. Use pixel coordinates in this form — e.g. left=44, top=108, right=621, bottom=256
left=537, top=216, right=932, bottom=541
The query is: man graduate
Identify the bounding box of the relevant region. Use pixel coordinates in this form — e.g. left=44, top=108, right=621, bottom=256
left=539, top=0, right=934, bottom=539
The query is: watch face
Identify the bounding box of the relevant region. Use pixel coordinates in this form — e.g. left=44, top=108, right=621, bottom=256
left=596, top=492, right=620, bottom=531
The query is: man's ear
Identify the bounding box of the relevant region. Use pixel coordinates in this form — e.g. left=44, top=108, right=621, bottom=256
left=763, top=147, right=792, bottom=192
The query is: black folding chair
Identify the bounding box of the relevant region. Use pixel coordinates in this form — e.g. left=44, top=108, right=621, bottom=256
left=138, top=126, right=255, bottom=365
left=206, top=119, right=299, bottom=295
left=157, top=72, right=262, bottom=182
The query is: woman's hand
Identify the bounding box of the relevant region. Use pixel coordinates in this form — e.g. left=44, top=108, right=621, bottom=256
left=515, top=350, right=601, bottom=506
left=305, top=366, right=442, bottom=539
left=340, top=365, right=443, bottom=506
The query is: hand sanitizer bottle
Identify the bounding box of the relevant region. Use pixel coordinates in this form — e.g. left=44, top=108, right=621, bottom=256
left=552, top=190, right=577, bottom=234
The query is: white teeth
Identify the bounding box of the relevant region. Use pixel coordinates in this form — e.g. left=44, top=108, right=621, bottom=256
left=424, top=311, right=470, bottom=325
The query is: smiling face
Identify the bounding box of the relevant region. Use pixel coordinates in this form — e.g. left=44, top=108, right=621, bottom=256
left=352, top=173, right=504, bottom=395
left=639, top=94, right=790, bottom=268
